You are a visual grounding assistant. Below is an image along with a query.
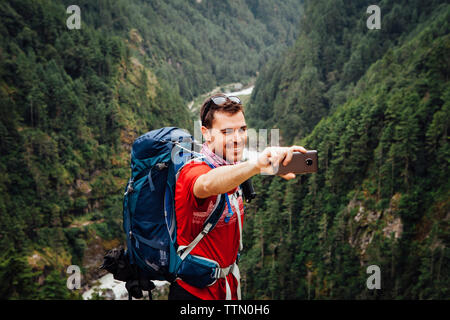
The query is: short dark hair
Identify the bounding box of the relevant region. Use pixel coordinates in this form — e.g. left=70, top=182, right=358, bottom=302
left=200, top=93, right=244, bottom=128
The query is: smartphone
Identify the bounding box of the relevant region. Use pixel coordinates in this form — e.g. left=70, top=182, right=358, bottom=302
left=275, top=150, right=318, bottom=175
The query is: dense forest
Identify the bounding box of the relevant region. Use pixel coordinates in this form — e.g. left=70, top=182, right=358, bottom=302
left=0, top=0, right=448, bottom=300
left=242, top=0, right=449, bottom=299
left=76, top=0, right=303, bottom=101
left=0, top=0, right=302, bottom=299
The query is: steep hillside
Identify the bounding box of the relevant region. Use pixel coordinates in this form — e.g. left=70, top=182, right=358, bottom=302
left=0, top=0, right=194, bottom=299
left=246, top=0, right=447, bottom=144
left=240, top=1, right=449, bottom=299
left=0, top=0, right=303, bottom=299
left=73, top=0, right=304, bottom=100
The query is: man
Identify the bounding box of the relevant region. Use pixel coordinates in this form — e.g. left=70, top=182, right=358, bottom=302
left=168, top=93, right=307, bottom=300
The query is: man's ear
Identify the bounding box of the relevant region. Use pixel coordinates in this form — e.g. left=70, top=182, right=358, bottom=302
left=201, top=126, right=211, bottom=142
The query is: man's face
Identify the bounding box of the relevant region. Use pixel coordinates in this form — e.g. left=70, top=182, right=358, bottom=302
left=202, top=111, right=247, bottom=163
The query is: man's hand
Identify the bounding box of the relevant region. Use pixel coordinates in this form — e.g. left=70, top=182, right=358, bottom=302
left=254, top=146, right=307, bottom=180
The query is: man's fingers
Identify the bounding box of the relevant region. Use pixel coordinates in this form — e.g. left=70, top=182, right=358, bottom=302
left=273, top=149, right=288, bottom=168
left=261, top=148, right=272, bottom=166
left=283, top=148, right=294, bottom=166
left=259, top=146, right=307, bottom=173
left=280, top=173, right=296, bottom=180
left=291, top=145, right=307, bottom=153
left=269, top=148, right=280, bottom=163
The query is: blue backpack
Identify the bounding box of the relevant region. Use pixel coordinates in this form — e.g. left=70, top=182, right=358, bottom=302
left=122, top=127, right=241, bottom=293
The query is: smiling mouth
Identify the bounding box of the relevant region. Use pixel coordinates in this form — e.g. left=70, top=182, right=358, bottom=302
left=227, top=143, right=244, bottom=154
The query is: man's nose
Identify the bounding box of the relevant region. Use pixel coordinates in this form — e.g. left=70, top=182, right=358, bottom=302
left=233, top=130, right=245, bottom=144
left=233, top=130, right=239, bottom=142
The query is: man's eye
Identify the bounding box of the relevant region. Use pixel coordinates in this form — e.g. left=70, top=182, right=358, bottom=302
left=222, top=129, right=234, bottom=135
left=239, top=128, right=247, bottom=133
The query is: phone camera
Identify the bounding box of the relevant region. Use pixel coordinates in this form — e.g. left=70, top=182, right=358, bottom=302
left=305, top=158, right=313, bottom=166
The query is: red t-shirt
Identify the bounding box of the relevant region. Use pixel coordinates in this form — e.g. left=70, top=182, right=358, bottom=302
left=174, top=161, right=244, bottom=300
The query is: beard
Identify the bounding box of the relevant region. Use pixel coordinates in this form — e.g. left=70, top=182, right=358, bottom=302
left=223, top=143, right=244, bottom=163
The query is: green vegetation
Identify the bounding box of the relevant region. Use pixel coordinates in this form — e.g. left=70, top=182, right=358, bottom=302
left=0, top=0, right=448, bottom=300
left=0, top=0, right=203, bottom=298
left=247, top=0, right=448, bottom=144
left=0, top=0, right=303, bottom=299
left=75, top=0, right=303, bottom=101
left=241, top=0, right=449, bottom=299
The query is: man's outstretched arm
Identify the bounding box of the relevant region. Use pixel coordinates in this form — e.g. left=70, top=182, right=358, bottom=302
left=194, top=161, right=259, bottom=199
left=193, top=146, right=307, bottom=199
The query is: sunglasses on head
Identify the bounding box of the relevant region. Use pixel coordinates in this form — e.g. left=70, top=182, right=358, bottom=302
left=201, top=95, right=241, bottom=125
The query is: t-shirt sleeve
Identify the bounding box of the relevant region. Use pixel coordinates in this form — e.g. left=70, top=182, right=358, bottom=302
left=176, top=162, right=214, bottom=210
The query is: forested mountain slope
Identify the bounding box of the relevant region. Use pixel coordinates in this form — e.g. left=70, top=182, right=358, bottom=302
left=0, top=0, right=303, bottom=299
left=241, top=1, right=449, bottom=299
left=76, top=0, right=304, bottom=100
left=247, top=0, right=447, bottom=144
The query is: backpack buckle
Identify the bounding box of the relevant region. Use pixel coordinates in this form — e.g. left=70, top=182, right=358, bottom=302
left=124, top=183, right=134, bottom=196
left=124, top=178, right=134, bottom=196
left=155, top=162, right=168, bottom=170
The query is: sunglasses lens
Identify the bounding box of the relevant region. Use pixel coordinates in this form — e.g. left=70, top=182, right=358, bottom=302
left=228, top=96, right=241, bottom=104
left=211, top=96, right=241, bottom=106
left=211, top=97, right=227, bottom=105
